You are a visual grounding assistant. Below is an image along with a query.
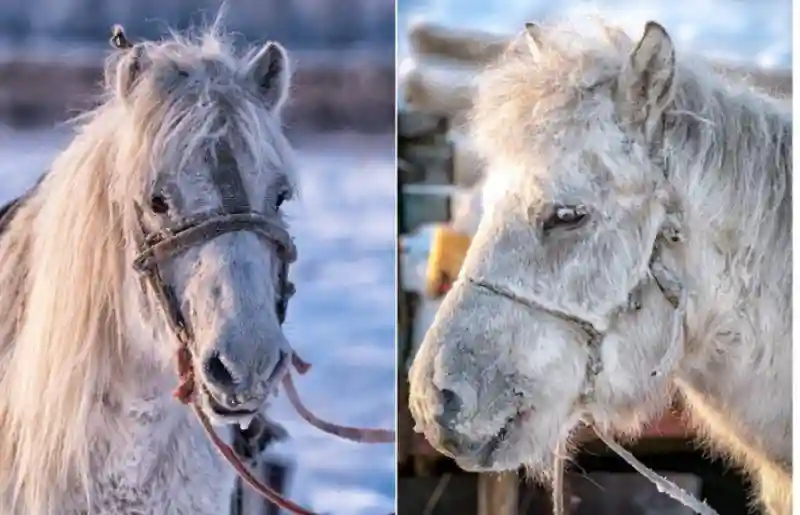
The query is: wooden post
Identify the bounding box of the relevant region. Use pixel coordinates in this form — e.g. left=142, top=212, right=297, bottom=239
left=478, top=472, right=518, bottom=515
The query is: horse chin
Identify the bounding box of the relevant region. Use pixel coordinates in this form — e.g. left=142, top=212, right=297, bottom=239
left=450, top=409, right=544, bottom=473
left=452, top=411, right=578, bottom=482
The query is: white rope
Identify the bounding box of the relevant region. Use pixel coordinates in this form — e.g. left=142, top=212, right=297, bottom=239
left=422, top=473, right=451, bottom=515
left=650, top=286, right=688, bottom=378
left=593, top=429, right=720, bottom=515
left=552, top=441, right=566, bottom=515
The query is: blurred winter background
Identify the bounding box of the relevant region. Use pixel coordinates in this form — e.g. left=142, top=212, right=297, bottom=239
left=398, top=0, right=792, bottom=67
left=0, top=1, right=395, bottom=515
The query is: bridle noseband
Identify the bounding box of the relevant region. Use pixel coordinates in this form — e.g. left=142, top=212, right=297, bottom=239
left=133, top=207, right=296, bottom=328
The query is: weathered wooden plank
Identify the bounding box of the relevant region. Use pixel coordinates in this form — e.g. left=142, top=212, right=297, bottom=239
left=0, top=55, right=395, bottom=131
left=478, top=472, right=519, bottom=515
left=397, top=377, right=415, bottom=465
left=568, top=472, right=701, bottom=515
left=398, top=474, right=479, bottom=515
left=398, top=110, right=450, bottom=140
left=400, top=193, right=451, bottom=233
left=408, top=20, right=508, bottom=65
left=401, top=144, right=454, bottom=185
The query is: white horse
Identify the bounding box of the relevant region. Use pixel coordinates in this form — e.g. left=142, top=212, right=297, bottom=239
left=409, top=20, right=791, bottom=515
left=0, top=21, right=300, bottom=514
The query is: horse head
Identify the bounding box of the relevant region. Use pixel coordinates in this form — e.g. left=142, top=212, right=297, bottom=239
left=107, top=25, right=298, bottom=426
left=409, top=20, right=689, bottom=476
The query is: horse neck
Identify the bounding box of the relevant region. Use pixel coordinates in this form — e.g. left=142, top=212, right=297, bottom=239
left=669, top=80, right=791, bottom=467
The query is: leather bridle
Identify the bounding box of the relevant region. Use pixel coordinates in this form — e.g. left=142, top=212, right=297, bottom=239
left=464, top=120, right=718, bottom=513
left=465, top=216, right=709, bottom=515
left=132, top=205, right=297, bottom=400
left=131, top=193, right=393, bottom=515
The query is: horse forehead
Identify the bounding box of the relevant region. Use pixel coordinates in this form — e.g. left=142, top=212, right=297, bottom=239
left=160, top=159, right=264, bottom=213
left=483, top=149, right=595, bottom=203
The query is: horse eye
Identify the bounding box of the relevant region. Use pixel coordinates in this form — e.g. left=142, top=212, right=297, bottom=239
left=542, top=204, right=589, bottom=232
left=149, top=194, right=170, bottom=214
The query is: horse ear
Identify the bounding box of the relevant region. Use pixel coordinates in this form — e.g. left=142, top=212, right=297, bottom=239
left=106, top=25, right=146, bottom=101
left=603, top=24, right=633, bottom=51
left=523, top=22, right=544, bottom=58
left=246, top=41, right=291, bottom=112
left=617, top=21, right=676, bottom=126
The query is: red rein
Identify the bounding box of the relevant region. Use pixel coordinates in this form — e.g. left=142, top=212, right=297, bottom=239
left=173, top=348, right=394, bottom=515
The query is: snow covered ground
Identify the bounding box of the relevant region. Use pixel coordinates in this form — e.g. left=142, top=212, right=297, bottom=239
left=0, top=128, right=396, bottom=515
left=398, top=0, right=792, bottom=69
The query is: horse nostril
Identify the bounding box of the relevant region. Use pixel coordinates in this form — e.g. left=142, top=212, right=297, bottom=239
left=441, top=388, right=461, bottom=412
left=203, top=352, right=236, bottom=392
left=436, top=388, right=463, bottom=428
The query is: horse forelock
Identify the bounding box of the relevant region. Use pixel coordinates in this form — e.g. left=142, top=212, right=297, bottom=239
left=107, top=27, right=298, bottom=202
left=0, top=21, right=296, bottom=514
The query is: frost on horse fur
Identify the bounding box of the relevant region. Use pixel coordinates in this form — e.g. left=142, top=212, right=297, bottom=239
left=0, top=21, right=298, bottom=515
left=408, top=20, right=791, bottom=515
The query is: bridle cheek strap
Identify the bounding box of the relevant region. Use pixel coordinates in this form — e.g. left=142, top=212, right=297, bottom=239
left=576, top=251, right=716, bottom=515
left=574, top=273, right=715, bottom=514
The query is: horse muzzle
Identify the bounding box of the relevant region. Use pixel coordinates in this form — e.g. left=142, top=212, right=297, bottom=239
left=199, top=349, right=290, bottom=423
